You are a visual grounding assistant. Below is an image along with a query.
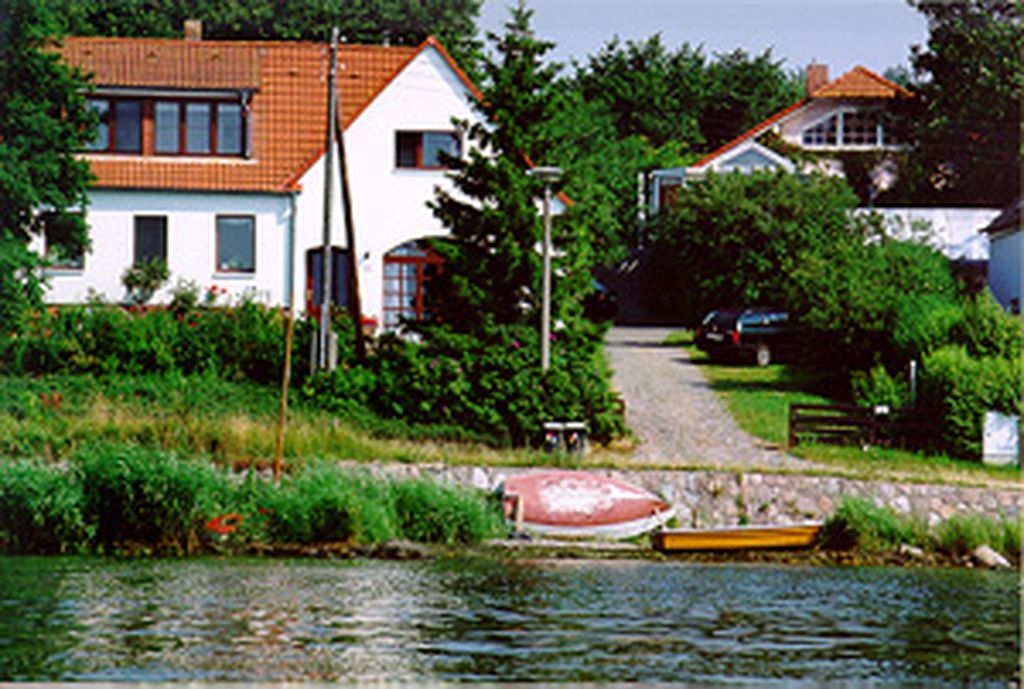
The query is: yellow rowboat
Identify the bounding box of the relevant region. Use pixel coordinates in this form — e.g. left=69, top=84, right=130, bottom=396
left=651, top=522, right=823, bottom=552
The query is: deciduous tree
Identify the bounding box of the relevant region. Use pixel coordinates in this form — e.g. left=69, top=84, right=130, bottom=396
left=0, top=0, right=94, bottom=338
left=52, top=0, right=483, bottom=74
left=905, top=0, right=1022, bottom=205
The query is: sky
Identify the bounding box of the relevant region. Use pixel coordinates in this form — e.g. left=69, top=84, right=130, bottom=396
left=478, top=0, right=930, bottom=78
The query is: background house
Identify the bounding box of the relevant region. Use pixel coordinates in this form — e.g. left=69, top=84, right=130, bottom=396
left=41, top=25, right=487, bottom=332
left=981, top=198, right=1022, bottom=313
left=648, top=64, right=1000, bottom=263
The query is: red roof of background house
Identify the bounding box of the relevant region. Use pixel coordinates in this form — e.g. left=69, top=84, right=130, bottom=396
left=60, top=36, right=438, bottom=193
left=692, top=65, right=911, bottom=170
left=811, top=65, right=912, bottom=98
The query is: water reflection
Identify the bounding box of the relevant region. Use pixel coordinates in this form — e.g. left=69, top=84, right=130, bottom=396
left=0, top=557, right=1017, bottom=683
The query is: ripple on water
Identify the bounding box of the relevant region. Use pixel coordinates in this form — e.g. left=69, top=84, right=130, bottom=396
left=0, top=557, right=1017, bottom=683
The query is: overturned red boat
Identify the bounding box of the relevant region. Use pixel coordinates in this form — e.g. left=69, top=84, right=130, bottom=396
left=499, top=470, right=674, bottom=539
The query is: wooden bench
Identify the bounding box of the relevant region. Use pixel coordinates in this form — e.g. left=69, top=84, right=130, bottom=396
left=788, top=403, right=935, bottom=449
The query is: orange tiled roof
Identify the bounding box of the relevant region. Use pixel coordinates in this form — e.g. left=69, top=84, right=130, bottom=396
left=811, top=65, right=913, bottom=99
left=60, top=36, right=423, bottom=192
left=692, top=65, right=912, bottom=169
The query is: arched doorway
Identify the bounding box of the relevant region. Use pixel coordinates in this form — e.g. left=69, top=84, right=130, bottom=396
left=382, top=241, right=443, bottom=330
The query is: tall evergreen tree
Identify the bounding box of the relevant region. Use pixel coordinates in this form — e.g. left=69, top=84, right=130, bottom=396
left=0, top=0, right=94, bottom=338
left=427, top=1, right=590, bottom=332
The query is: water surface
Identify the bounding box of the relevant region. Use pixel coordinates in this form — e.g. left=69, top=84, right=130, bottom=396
left=0, top=556, right=1017, bottom=683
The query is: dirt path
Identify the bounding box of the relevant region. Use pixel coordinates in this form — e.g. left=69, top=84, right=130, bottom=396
left=605, top=326, right=821, bottom=471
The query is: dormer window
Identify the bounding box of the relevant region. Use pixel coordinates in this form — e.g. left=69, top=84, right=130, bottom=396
left=801, top=109, right=902, bottom=149
left=84, top=95, right=247, bottom=157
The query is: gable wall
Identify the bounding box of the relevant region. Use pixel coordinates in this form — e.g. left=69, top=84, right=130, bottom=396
left=988, top=231, right=1022, bottom=311
left=293, top=46, right=482, bottom=323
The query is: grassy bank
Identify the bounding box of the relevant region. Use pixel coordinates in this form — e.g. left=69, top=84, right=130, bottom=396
left=665, top=332, right=1020, bottom=486
left=0, top=373, right=584, bottom=469
left=2, top=449, right=1016, bottom=569
left=0, top=446, right=505, bottom=556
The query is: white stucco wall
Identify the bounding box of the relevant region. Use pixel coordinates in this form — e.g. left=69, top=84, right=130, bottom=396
left=39, top=189, right=290, bottom=306
left=39, top=44, right=482, bottom=324
left=294, top=45, right=481, bottom=323
left=863, top=207, right=1000, bottom=261
left=988, top=231, right=1022, bottom=311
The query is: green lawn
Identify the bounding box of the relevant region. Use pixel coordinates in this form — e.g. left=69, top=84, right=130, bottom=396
left=668, top=331, right=1021, bottom=487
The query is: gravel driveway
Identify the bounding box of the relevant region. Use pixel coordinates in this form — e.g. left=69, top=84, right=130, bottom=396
left=606, top=326, right=820, bottom=471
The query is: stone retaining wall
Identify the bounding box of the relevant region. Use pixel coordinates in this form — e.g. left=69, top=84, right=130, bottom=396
left=353, top=463, right=1022, bottom=528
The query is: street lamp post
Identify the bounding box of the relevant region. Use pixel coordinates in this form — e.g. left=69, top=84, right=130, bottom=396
left=528, top=166, right=563, bottom=372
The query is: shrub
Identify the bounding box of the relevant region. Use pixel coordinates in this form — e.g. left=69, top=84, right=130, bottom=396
left=950, top=291, right=1024, bottom=360
left=647, top=170, right=863, bottom=323
left=122, top=258, right=170, bottom=305
left=850, top=364, right=910, bottom=409
left=792, top=237, right=958, bottom=372
left=0, top=460, right=87, bottom=554
left=303, top=322, right=625, bottom=447
left=919, top=345, right=1021, bottom=460
left=75, top=445, right=226, bottom=553
left=9, top=296, right=291, bottom=383
left=892, top=293, right=963, bottom=360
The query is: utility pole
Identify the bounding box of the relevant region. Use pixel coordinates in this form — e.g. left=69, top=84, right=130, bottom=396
left=335, top=95, right=366, bottom=360
left=317, top=27, right=339, bottom=371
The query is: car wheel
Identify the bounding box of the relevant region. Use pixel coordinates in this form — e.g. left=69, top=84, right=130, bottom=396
left=754, top=343, right=771, bottom=367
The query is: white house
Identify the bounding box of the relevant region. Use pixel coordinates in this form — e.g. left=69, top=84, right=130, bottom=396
left=40, top=27, right=491, bottom=331
left=981, top=199, right=1022, bottom=313
left=649, top=64, right=1000, bottom=261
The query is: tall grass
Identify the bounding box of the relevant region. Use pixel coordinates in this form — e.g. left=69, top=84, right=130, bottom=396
left=936, top=513, right=1021, bottom=561
left=822, top=496, right=1020, bottom=562
left=0, top=447, right=505, bottom=555
left=0, top=461, right=88, bottom=554
left=0, top=373, right=555, bottom=468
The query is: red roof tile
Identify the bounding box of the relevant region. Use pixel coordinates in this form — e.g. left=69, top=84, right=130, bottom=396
left=60, top=37, right=423, bottom=192
left=812, top=65, right=912, bottom=99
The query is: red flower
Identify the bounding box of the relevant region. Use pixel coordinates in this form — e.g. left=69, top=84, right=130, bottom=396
left=205, top=513, right=244, bottom=536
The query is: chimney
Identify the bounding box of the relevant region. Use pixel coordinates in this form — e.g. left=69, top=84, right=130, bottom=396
left=184, top=19, right=202, bottom=42
left=806, top=63, right=828, bottom=96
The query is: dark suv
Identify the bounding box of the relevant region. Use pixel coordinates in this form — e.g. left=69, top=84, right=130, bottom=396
left=695, top=307, right=796, bottom=366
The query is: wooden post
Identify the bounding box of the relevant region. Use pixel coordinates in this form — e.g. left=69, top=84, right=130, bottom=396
left=274, top=192, right=299, bottom=484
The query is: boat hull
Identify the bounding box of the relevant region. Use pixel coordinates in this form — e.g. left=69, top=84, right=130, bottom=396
left=500, top=470, right=674, bottom=540
left=652, top=523, right=823, bottom=552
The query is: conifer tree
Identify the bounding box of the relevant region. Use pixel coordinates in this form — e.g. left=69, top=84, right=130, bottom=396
left=426, top=1, right=592, bottom=335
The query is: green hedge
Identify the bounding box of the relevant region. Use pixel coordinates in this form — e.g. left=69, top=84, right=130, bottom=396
left=302, top=322, right=625, bottom=447
left=3, top=296, right=294, bottom=384
left=919, top=346, right=1020, bottom=460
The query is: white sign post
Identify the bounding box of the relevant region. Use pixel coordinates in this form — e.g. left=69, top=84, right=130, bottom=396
left=983, top=412, right=1020, bottom=466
